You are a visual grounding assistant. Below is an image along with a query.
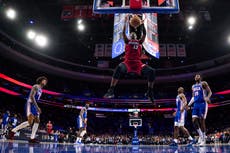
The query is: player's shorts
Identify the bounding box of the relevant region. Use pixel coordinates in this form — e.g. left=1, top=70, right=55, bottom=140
left=123, top=60, right=145, bottom=75
left=77, top=116, right=86, bottom=129
left=192, top=102, right=208, bottom=119
left=47, top=129, right=52, bottom=134
left=174, top=111, right=186, bottom=127
left=26, top=100, right=39, bottom=117
left=2, top=121, right=8, bottom=126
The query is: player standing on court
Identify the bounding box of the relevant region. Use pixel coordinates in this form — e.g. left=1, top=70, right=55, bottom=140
left=170, top=87, right=195, bottom=146
left=187, top=74, right=212, bottom=146
left=7, top=76, right=48, bottom=143
left=75, top=104, right=89, bottom=144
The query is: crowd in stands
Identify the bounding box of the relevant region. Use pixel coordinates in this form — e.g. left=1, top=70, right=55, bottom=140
left=83, top=131, right=230, bottom=145
left=1, top=107, right=230, bottom=145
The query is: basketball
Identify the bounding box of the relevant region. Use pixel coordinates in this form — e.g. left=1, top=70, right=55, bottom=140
left=129, top=15, right=142, bottom=28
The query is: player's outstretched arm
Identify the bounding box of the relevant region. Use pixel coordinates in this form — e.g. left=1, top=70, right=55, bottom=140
left=29, top=85, right=41, bottom=113
left=123, top=15, right=129, bottom=44
left=180, top=94, right=187, bottom=112
left=188, top=97, right=194, bottom=107
left=188, top=86, right=195, bottom=107
left=80, top=108, right=84, bottom=119
left=139, top=24, right=146, bottom=44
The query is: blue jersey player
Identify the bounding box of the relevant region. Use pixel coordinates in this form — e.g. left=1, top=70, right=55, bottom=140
left=188, top=74, right=212, bottom=146
left=10, top=114, right=18, bottom=128
left=75, top=104, right=89, bottom=144
left=170, top=87, right=194, bottom=146
left=1, top=111, right=10, bottom=134
left=7, top=76, right=48, bottom=143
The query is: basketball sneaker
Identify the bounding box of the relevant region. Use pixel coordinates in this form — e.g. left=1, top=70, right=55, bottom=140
left=104, top=88, right=115, bottom=99
left=199, top=138, right=206, bottom=146
left=169, top=141, right=178, bottom=147
left=6, top=131, right=15, bottom=140
left=187, top=139, right=196, bottom=146
left=28, top=138, right=40, bottom=144
left=197, top=136, right=202, bottom=144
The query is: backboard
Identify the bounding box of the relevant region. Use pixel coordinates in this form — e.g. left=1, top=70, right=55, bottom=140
left=129, top=118, right=142, bottom=127
left=93, top=0, right=180, bottom=14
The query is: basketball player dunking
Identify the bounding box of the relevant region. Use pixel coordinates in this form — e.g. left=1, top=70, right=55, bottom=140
left=7, top=76, right=48, bottom=143
left=104, top=15, right=156, bottom=104
left=187, top=74, right=212, bottom=146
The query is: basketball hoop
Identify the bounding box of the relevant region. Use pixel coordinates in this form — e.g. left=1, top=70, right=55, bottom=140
left=129, top=118, right=142, bottom=127
left=93, top=0, right=180, bottom=14
left=129, top=118, right=142, bottom=145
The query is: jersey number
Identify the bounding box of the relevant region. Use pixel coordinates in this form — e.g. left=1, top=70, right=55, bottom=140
left=133, top=45, right=138, bottom=50
left=194, top=91, right=199, bottom=96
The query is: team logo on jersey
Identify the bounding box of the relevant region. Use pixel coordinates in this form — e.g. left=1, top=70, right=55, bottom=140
left=193, top=86, right=201, bottom=91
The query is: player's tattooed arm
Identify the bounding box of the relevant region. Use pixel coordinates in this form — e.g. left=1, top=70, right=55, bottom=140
left=139, top=24, right=146, bottom=44
left=180, top=94, right=187, bottom=112
left=80, top=108, right=84, bottom=119
left=123, top=15, right=129, bottom=44
left=202, top=81, right=212, bottom=103
left=29, top=85, right=41, bottom=113
left=188, top=86, right=194, bottom=107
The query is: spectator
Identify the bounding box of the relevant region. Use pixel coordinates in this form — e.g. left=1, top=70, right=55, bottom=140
left=0, top=112, right=2, bottom=125
left=46, top=121, right=53, bottom=140
left=1, top=111, right=10, bottom=133
left=9, top=114, right=18, bottom=128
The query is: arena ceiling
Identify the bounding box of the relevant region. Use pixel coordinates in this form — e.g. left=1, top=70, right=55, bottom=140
left=0, top=0, right=230, bottom=67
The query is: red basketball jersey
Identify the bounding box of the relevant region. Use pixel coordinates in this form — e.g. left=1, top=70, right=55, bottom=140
left=130, top=0, right=142, bottom=9
left=124, top=40, right=142, bottom=61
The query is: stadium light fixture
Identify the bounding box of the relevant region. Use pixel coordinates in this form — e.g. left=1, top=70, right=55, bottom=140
left=77, top=19, right=83, bottom=24
left=78, top=24, right=85, bottom=31
left=228, top=35, right=230, bottom=44
left=187, top=16, right=196, bottom=25
left=34, top=34, right=48, bottom=47
left=27, top=30, right=36, bottom=40
left=188, top=25, right=193, bottom=30
left=5, top=8, right=17, bottom=20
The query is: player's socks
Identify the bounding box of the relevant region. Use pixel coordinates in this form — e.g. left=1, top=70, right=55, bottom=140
left=199, top=138, right=206, bottom=146
left=197, top=128, right=203, bottom=137
left=12, top=121, right=30, bottom=133
left=188, top=136, right=193, bottom=141
left=75, top=137, right=80, bottom=144
left=198, top=137, right=202, bottom=144
left=173, top=139, right=178, bottom=143
left=31, top=123, right=39, bottom=139
left=202, top=132, right=206, bottom=139
left=187, top=136, right=196, bottom=145
left=169, top=139, right=178, bottom=147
